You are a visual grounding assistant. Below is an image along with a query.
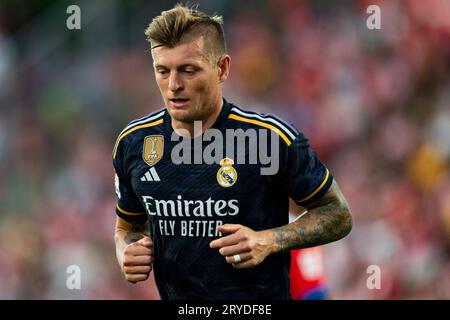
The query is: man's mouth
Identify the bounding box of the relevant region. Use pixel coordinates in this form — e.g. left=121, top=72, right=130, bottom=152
left=169, top=98, right=190, bottom=107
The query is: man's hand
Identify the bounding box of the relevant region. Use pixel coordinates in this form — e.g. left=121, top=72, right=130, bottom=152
left=209, top=224, right=275, bottom=269
left=122, top=235, right=154, bottom=283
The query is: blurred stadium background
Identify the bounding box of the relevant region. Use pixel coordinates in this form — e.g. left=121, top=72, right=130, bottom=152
left=0, top=0, right=449, bottom=299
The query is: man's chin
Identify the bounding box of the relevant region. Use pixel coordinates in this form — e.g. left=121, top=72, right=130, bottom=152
left=169, top=109, right=196, bottom=123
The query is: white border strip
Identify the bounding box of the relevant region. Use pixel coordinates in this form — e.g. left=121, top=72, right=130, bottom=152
left=230, top=107, right=297, bottom=141
left=118, top=110, right=165, bottom=137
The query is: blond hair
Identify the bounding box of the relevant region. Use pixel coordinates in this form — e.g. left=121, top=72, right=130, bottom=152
left=144, top=4, right=226, bottom=64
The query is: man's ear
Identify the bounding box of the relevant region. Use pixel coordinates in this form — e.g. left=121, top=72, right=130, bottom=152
left=218, top=54, right=231, bottom=83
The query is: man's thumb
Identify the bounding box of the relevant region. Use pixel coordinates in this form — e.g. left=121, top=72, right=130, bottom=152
left=136, top=235, right=152, bottom=248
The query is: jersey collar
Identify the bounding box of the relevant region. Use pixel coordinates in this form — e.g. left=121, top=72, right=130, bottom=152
left=163, top=98, right=232, bottom=139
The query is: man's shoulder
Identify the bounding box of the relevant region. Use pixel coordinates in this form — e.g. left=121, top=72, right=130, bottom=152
left=117, top=108, right=166, bottom=137
left=226, top=103, right=300, bottom=146
left=116, top=108, right=166, bottom=141
left=113, top=108, right=166, bottom=159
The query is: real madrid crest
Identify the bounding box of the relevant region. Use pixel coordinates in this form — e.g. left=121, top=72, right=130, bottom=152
left=143, top=135, right=164, bottom=166
left=217, top=157, right=237, bottom=188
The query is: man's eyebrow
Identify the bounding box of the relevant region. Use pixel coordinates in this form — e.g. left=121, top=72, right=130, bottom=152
left=178, top=64, right=200, bottom=69
left=154, top=63, right=200, bottom=69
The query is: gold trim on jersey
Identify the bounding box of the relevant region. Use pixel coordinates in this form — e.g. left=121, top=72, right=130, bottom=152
left=298, top=168, right=330, bottom=203
left=116, top=204, right=145, bottom=216
left=113, top=118, right=164, bottom=159
left=228, top=114, right=292, bottom=146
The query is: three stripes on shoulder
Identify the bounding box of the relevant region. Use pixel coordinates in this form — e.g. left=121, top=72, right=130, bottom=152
left=141, top=167, right=160, bottom=182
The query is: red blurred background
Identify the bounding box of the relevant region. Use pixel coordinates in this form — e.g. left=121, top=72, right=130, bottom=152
left=0, top=0, right=449, bottom=299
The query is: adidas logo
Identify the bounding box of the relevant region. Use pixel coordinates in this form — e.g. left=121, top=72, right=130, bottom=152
left=140, top=167, right=160, bottom=182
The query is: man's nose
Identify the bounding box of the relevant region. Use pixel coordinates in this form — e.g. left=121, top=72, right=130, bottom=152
left=168, top=72, right=183, bottom=92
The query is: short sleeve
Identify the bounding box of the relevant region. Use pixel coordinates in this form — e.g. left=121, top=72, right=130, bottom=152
left=113, top=137, right=147, bottom=222
left=280, top=132, right=333, bottom=207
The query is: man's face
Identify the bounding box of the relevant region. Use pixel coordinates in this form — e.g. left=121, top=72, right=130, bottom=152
left=152, top=36, right=224, bottom=123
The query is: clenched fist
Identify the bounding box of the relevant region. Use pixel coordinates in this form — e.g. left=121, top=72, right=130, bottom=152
left=121, top=235, right=154, bottom=283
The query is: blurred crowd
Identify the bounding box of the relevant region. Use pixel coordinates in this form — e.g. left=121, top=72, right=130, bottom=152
left=0, top=0, right=449, bottom=299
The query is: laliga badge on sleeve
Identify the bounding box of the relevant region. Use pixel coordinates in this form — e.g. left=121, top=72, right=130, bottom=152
left=217, top=157, right=237, bottom=188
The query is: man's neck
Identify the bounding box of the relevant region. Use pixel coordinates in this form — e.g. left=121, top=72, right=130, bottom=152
left=172, top=98, right=224, bottom=138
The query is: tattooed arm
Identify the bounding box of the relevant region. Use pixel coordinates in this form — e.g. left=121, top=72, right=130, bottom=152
left=210, top=180, right=352, bottom=269
left=114, top=217, right=153, bottom=282
left=271, top=180, right=352, bottom=251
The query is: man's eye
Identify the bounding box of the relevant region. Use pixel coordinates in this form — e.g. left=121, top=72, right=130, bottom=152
left=184, top=69, right=195, bottom=75
left=157, top=70, right=168, bottom=75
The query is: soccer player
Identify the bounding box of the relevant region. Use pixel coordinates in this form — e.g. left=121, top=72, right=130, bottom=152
left=113, top=4, right=352, bottom=299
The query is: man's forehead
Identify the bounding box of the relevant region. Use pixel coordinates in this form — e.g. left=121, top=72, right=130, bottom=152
left=151, top=37, right=208, bottom=65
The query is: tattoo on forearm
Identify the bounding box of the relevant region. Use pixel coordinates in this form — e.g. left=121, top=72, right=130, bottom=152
left=124, top=219, right=151, bottom=244
left=273, top=181, right=352, bottom=252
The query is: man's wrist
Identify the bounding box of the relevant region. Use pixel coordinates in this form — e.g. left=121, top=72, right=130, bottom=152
left=262, top=229, right=278, bottom=256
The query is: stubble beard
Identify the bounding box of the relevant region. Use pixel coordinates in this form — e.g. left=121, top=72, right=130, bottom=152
left=169, top=101, right=215, bottom=124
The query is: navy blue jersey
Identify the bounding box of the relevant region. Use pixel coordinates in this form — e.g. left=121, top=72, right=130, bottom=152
left=112, top=99, right=333, bottom=300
